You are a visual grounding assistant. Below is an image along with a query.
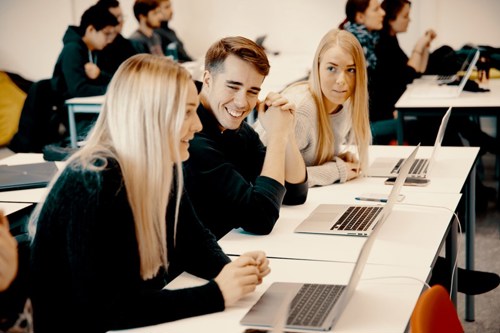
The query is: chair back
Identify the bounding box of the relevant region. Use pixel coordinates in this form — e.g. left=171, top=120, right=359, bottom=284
left=410, top=284, right=464, bottom=333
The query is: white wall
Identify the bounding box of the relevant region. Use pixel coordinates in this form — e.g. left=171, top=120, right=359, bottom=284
left=1, top=0, right=499, bottom=81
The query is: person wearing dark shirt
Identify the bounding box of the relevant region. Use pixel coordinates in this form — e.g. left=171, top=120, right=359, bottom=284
left=29, top=54, right=270, bottom=333
left=156, top=0, right=193, bottom=62
left=129, top=0, right=164, bottom=55
left=370, top=0, right=435, bottom=143
left=51, top=4, right=119, bottom=100
left=183, top=36, right=308, bottom=240
left=97, top=0, right=141, bottom=75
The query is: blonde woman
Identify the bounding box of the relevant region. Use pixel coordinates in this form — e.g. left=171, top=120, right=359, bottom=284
left=255, top=29, right=371, bottom=187
left=29, top=54, right=270, bottom=333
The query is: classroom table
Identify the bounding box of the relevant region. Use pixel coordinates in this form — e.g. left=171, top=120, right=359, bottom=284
left=109, top=257, right=432, bottom=333
left=395, top=78, right=500, bottom=146
left=341, top=145, right=479, bottom=320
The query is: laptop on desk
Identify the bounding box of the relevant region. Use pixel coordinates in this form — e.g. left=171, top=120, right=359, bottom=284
left=0, top=162, right=58, bottom=191
left=368, top=107, right=452, bottom=178
left=292, top=145, right=419, bottom=237
left=239, top=156, right=409, bottom=331
left=409, top=48, right=480, bottom=98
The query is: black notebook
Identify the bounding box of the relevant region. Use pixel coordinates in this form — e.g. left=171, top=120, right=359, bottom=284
left=0, top=162, right=58, bottom=191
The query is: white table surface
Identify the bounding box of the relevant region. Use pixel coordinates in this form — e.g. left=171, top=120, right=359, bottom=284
left=109, top=257, right=431, bottom=333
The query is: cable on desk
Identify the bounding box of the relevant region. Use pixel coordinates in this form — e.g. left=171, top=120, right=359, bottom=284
left=394, top=202, right=463, bottom=300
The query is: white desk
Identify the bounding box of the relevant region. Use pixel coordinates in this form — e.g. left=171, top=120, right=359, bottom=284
left=109, top=257, right=431, bottom=333
left=220, top=191, right=459, bottom=269
left=376, top=146, right=481, bottom=321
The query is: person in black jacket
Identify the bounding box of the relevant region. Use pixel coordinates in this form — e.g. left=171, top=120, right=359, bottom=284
left=156, top=0, right=193, bottom=62
left=51, top=3, right=119, bottom=100
left=183, top=36, right=308, bottom=240
left=29, top=54, right=270, bottom=333
left=97, top=0, right=141, bottom=75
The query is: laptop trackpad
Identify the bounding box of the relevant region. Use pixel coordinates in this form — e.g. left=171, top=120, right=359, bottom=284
left=295, top=204, right=346, bottom=233
left=241, top=282, right=302, bottom=327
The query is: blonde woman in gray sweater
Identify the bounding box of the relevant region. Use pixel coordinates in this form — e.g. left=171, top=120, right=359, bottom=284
left=255, top=29, right=371, bottom=187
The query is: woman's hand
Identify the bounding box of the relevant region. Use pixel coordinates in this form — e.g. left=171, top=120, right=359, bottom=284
left=214, top=251, right=270, bottom=307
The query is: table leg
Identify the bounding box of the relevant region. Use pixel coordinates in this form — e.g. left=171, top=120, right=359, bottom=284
left=67, top=105, right=78, bottom=148
left=397, top=112, right=405, bottom=145
left=446, top=218, right=458, bottom=307
left=465, top=164, right=476, bottom=321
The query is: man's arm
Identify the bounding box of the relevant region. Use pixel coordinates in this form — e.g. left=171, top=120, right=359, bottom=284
left=258, top=92, right=307, bottom=204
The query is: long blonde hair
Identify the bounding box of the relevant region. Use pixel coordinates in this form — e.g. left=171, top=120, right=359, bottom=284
left=308, top=28, right=371, bottom=171
left=30, top=54, right=191, bottom=279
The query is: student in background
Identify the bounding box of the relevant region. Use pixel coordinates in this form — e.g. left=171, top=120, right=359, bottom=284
left=254, top=29, right=371, bottom=187
left=29, top=54, right=270, bottom=333
left=8, top=3, right=119, bottom=154
left=51, top=3, right=118, bottom=100
left=183, top=36, right=308, bottom=240
left=370, top=0, right=436, bottom=143
left=156, top=0, right=193, bottom=62
left=339, top=0, right=385, bottom=74
left=97, top=0, right=141, bottom=75
left=129, top=0, right=164, bottom=55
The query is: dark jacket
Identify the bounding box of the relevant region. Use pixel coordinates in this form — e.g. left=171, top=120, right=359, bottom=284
left=31, top=158, right=229, bottom=333
left=51, top=26, right=111, bottom=100
left=98, top=34, right=141, bottom=75
left=156, top=21, right=193, bottom=62
left=370, top=32, right=418, bottom=122
left=183, top=104, right=308, bottom=239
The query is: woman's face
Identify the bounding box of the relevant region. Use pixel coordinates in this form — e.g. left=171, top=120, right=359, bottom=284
left=319, top=45, right=356, bottom=113
left=177, top=81, right=202, bottom=162
left=389, top=3, right=411, bottom=34
left=357, top=0, right=385, bottom=31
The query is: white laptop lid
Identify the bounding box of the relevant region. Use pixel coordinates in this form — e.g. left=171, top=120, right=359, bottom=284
left=368, top=108, right=451, bottom=178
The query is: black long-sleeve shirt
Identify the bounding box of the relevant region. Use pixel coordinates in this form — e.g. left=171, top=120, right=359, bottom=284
left=183, top=104, right=308, bottom=240
left=31, top=158, right=229, bottom=333
left=370, top=32, right=419, bottom=122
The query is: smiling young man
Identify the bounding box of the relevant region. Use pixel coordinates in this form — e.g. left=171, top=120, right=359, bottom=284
left=183, top=36, right=308, bottom=240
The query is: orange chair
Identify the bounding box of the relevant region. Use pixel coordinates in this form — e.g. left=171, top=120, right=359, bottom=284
left=410, top=285, right=464, bottom=333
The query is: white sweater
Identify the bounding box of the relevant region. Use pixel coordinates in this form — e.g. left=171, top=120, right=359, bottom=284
left=254, top=84, right=354, bottom=187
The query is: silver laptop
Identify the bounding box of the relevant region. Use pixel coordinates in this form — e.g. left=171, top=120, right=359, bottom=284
left=368, top=107, right=452, bottom=178
left=409, top=48, right=479, bottom=98
left=0, top=162, right=58, bottom=192
left=293, top=145, right=419, bottom=237
left=240, top=175, right=398, bottom=331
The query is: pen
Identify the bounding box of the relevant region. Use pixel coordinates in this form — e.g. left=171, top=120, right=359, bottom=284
left=355, top=197, right=387, bottom=203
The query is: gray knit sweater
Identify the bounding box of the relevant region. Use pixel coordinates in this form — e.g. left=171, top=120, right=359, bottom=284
left=254, top=84, right=353, bottom=187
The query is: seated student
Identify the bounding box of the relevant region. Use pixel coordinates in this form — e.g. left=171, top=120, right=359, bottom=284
left=370, top=0, right=436, bottom=143
left=375, top=0, right=500, bottom=153
left=254, top=29, right=371, bottom=187
left=183, top=36, right=308, bottom=240
left=51, top=3, right=119, bottom=100
left=155, top=0, right=193, bottom=62
left=96, top=0, right=141, bottom=75
left=29, top=54, right=270, bottom=333
left=129, top=0, right=164, bottom=55
left=8, top=5, right=118, bottom=154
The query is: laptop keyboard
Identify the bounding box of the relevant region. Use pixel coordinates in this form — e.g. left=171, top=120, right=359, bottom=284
left=331, top=206, right=383, bottom=231
left=287, top=284, right=346, bottom=328
left=391, top=158, right=428, bottom=176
